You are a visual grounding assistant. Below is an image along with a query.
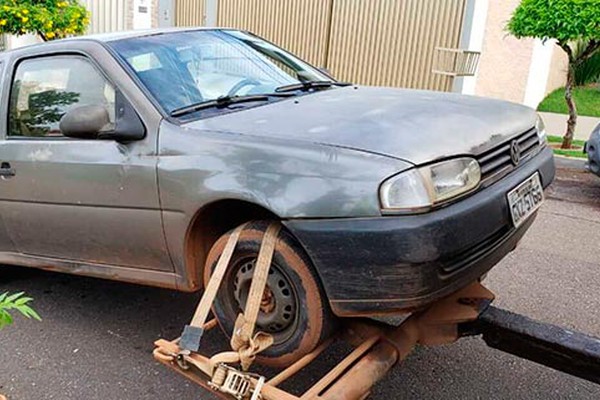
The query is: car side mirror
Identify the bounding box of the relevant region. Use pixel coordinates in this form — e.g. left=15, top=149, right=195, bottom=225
left=59, top=105, right=111, bottom=140
left=59, top=91, right=146, bottom=142
left=104, top=91, right=146, bottom=142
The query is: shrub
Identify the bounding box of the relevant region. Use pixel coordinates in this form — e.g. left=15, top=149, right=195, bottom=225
left=0, top=292, right=41, bottom=329
left=0, top=0, right=89, bottom=41
left=575, top=50, right=600, bottom=86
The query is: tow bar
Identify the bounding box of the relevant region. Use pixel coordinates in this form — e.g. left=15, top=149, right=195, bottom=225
left=462, top=305, right=600, bottom=384
left=154, top=281, right=600, bottom=399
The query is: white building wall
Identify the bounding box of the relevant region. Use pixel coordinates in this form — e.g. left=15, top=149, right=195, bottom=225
left=455, top=0, right=489, bottom=95
left=6, top=34, right=41, bottom=50
left=467, top=0, right=565, bottom=106
left=133, top=0, right=153, bottom=30
left=523, top=39, right=556, bottom=108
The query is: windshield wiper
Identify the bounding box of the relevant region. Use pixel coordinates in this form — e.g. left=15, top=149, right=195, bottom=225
left=170, top=93, right=295, bottom=118
left=275, top=80, right=353, bottom=93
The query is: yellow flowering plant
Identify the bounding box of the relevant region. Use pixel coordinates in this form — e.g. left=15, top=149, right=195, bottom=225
left=0, top=0, right=89, bottom=41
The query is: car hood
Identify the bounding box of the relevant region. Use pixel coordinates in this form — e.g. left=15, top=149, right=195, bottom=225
left=183, top=86, right=537, bottom=164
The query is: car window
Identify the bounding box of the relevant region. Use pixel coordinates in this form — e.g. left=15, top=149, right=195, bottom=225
left=8, top=56, right=116, bottom=138
left=110, top=30, right=331, bottom=115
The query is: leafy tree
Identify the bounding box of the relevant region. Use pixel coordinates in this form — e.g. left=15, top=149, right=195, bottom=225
left=508, top=0, right=600, bottom=149
left=0, top=292, right=41, bottom=329
left=0, top=0, right=89, bottom=41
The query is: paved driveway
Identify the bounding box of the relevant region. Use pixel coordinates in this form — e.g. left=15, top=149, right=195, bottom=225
left=1, top=159, right=599, bottom=399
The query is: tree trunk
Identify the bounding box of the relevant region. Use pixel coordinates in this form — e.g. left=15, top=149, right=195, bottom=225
left=561, top=64, right=577, bottom=149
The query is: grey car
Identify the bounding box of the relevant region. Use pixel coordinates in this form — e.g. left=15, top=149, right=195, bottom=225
left=0, top=28, right=554, bottom=366
left=585, top=124, right=600, bottom=176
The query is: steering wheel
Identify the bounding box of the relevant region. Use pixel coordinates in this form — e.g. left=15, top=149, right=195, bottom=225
left=227, top=78, right=262, bottom=97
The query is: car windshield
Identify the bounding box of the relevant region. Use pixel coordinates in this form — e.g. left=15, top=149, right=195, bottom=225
left=109, top=30, right=333, bottom=117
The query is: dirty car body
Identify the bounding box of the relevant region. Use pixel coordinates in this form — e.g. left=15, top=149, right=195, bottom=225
left=0, top=28, right=555, bottom=317
left=585, top=124, right=600, bottom=177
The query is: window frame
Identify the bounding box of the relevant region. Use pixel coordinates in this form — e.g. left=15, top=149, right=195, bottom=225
left=6, top=52, right=118, bottom=141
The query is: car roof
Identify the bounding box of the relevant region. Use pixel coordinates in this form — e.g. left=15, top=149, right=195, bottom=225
left=69, top=27, right=229, bottom=42
left=0, top=27, right=237, bottom=54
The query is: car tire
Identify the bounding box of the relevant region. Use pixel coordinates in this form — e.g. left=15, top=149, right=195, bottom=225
left=204, top=220, right=336, bottom=367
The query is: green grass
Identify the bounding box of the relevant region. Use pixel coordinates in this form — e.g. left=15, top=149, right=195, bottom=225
left=547, top=135, right=587, bottom=159
left=552, top=148, right=587, bottom=159
left=538, top=85, right=600, bottom=118
left=547, top=135, right=586, bottom=148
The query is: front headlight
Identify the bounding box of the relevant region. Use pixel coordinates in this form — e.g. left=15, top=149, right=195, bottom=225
left=536, top=115, right=547, bottom=146
left=380, top=157, right=481, bottom=213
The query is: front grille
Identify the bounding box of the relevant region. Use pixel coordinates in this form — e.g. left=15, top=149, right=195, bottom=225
left=477, top=128, right=540, bottom=187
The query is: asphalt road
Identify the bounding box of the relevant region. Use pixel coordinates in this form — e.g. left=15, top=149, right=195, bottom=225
left=1, top=159, right=599, bottom=400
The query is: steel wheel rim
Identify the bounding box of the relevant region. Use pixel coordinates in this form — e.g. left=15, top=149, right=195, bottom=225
left=224, top=255, right=300, bottom=345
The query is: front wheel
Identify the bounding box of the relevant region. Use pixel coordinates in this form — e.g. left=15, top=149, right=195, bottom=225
left=204, top=221, right=336, bottom=367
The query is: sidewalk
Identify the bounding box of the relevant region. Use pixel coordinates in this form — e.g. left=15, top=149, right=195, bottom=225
left=539, top=111, right=600, bottom=140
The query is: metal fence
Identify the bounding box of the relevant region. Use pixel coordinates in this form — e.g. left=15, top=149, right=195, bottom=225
left=171, top=0, right=472, bottom=91
left=84, top=0, right=128, bottom=34
left=175, top=0, right=206, bottom=27
left=326, top=0, right=467, bottom=91
left=213, top=0, right=468, bottom=92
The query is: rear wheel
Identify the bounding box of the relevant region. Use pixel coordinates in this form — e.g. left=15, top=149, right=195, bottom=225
left=204, top=220, right=335, bottom=367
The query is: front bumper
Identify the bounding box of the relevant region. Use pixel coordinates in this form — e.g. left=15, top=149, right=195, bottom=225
left=284, top=146, right=555, bottom=317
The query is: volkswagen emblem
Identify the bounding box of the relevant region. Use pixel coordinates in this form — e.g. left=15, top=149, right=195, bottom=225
left=510, top=140, right=521, bottom=166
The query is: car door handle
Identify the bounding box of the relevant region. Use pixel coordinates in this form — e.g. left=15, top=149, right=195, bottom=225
left=0, top=162, right=15, bottom=178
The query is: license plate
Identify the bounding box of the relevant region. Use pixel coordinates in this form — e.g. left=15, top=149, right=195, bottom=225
left=507, top=173, right=544, bottom=228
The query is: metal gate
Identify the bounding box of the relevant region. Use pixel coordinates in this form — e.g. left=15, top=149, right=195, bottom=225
left=327, top=0, right=466, bottom=91
left=218, top=0, right=332, bottom=70
left=175, top=0, right=468, bottom=91
left=84, top=0, right=127, bottom=33
left=176, top=0, right=206, bottom=27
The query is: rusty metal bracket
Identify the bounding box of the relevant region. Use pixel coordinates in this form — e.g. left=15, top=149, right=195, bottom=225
left=154, top=282, right=494, bottom=400
left=460, top=306, right=600, bottom=385
left=155, top=281, right=600, bottom=399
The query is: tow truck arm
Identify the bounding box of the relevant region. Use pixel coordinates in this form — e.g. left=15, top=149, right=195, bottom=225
left=462, top=305, right=600, bottom=384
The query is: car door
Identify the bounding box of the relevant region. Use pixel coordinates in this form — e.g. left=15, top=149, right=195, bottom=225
left=0, top=50, right=172, bottom=272
left=0, top=58, right=17, bottom=256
